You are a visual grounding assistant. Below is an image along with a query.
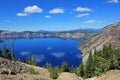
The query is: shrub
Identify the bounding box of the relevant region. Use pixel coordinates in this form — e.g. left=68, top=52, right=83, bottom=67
left=29, top=68, right=39, bottom=75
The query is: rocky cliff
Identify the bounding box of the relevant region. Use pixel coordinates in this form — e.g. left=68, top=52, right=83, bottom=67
left=80, top=22, right=120, bottom=64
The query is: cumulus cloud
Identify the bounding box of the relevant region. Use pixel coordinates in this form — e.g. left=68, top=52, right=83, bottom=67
left=21, top=51, right=30, bottom=56
left=108, top=0, right=119, bottom=3
left=75, top=7, right=92, bottom=12
left=69, top=12, right=73, bottom=14
left=16, top=13, right=28, bottom=16
left=24, top=5, right=43, bottom=13
left=84, top=20, right=96, bottom=24
left=51, top=52, right=65, bottom=58
left=76, top=13, right=89, bottom=18
left=47, top=47, right=52, bottom=50
left=76, top=54, right=82, bottom=59
left=49, top=8, right=64, bottom=14
left=32, top=54, right=45, bottom=62
left=16, top=5, right=43, bottom=16
left=45, top=16, right=51, bottom=18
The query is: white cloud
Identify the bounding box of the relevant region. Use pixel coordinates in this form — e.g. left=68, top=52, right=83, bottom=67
left=76, top=13, right=89, bottom=18
left=51, top=52, right=65, bottom=58
left=84, top=20, right=96, bottom=24
left=47, top=46, right=52, bottom=50
left=45, top=16, right=51, bottom=18
left=16, top=13, right=28, bottom=16
left=24, top=5, right=43, bottom=13
left=49, top=8, right=64, bottom=14
left=76, top=54, right=82, bottom=59
left=69, top=12, right=73, bottom=14
left=32, top=54, right=45, bottom=62
left=16, top=5, right=43, bottom=16
left=108, top=0, right=119, bottom=3
left=21, top=51, right=30, bottom=56
left=75, top=7, right=92, bottom=12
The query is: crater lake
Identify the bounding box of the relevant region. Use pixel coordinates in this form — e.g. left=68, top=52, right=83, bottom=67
left=0, top=38, right=83, bottom=67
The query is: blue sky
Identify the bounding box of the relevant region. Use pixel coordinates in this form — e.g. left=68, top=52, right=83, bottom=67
left=0, top=0, right=120, bottom=31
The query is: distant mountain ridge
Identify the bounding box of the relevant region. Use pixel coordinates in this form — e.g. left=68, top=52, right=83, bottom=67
left=0, top=28, right=101, bottom=41
left=68, top=29, right=101, bottom=33
left=0, top=29, right=95, bottom=41
left=80, top=22, right=120, bottom=64
left=37, top=29, right=101, bottom=33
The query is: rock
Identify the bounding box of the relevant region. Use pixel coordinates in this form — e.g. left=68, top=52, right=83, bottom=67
left=57, top=72, right=83, bottom=80
left=11, top=71, right=17, bottom=75
left=0, top=68, right=11, bottom=75
left=80, top=22, right=120, bottom=64
left=20, top=70, right=26, bottom=73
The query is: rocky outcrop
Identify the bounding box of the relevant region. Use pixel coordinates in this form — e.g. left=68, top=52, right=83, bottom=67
left=0, top=57, right=30, bottom=75
left=85, top=70, right=120, bottom=80
left=80, top=22, right=120, bottom=64
left=0, top=57, right=83, bottom=80
left=0, top=57, right=50, bottom=80
left=57, top=72, right=83, bottom=80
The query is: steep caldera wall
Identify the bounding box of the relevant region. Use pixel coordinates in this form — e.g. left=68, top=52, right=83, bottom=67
left=80, top=22, right=120, bottom=64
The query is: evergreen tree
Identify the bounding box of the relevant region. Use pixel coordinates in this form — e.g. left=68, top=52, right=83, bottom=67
left=0, top=49, right=2, bottom=57
left=77, top=63, right=85, bottom=77
left=3, top=42, right=7, bottom=56
left=11, top=41, right=17, bottom=60
left=70, top=66, right=77, bottom=73
left=46, top=62, right=52, bottom=70
left=61, top=61, right=69, bottom=72
left=49, top=66, right=59, bottom=79
left=85, top=51, right=94, bottom=78
left=94, top=55, right=109, bottom=76
left=26, top=56, right=37, bottom=66
left=3, top=42, right=11, bottom=59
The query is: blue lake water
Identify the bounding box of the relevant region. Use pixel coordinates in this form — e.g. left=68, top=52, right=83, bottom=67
left=0, top=38, right=82, bottom=67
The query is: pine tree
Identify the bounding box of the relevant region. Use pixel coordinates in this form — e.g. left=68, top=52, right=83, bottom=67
left=26, top=56, right=37, bottom=66
left=77, top=63, right=85, bottom=77
left=46, top=62, right=52, bottom=70
left=11, top=41, right=17, bottom=60
left=49, top=66, right=59, bottom=79
left=3, top=42, right=7, bottom=56
left=61, top=61, right=69, bottom=72
left=3, top=42, right=11, bottom=59
left=85, top=51, right=94, bottom=78
left=0, top=49, right=2, bottom=57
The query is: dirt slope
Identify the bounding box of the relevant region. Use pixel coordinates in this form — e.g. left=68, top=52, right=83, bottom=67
left=86, top=70, right=120, bottom=80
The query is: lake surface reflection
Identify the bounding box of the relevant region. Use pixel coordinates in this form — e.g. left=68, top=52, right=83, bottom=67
left=0, top=38, right=82, bottom=67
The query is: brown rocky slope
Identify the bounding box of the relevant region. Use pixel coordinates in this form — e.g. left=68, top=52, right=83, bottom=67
left=80, top=22, right=120, bottom=64
left=0, top=57, right=82, bottom=80
left=85, top=70, right=120, bottom=80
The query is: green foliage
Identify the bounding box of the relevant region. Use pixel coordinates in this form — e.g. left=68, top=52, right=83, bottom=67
left=2, top=42, right=17, bottom=60
left=70, top=66, right=77, bottom=73
left=85, top=51, right=95, bottom=78
left=26, top=56, right=37, bottom=66
left=46, top=62, right=52, bottom=70
left=29, top=68, right=39, bottom=75
left=78, top=44, right=120, bottom=78
left=0, top=50, right=2, bottom=57
left=61, top=61, right=69, bottom=72
left=11, top=41, right=18, bottom=60
left=49, top=66, right=59, bottom=79
left=93, top=55, right=109, bottom=76
left=3, top=42, right=11, bottom=59
left=77, top=63, right=85, bottom=78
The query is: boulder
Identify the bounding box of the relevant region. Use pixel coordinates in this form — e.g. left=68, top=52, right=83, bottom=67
left=57, top=72, right=83, bottom=80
